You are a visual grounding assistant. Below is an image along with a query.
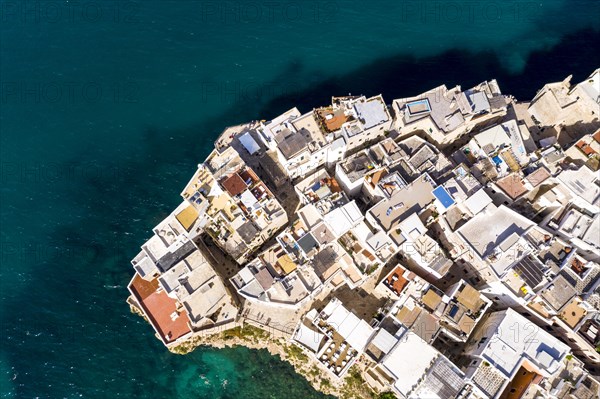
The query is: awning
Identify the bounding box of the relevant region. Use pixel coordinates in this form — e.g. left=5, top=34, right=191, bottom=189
left=371, top=328, right=397, bottom=354
left=277, top=254, right=297, bottom=275
left=176, top=205, right=199, bottom=231
left=239, top=132, right=260, bottom=155
left=294, top=324, right=324, bottom=353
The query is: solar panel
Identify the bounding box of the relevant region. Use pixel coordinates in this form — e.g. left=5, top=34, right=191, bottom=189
left=514, top=256, right=545, bottom=288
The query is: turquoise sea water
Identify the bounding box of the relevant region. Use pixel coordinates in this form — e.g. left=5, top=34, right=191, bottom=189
left=1, top=1, right=599, bottom=398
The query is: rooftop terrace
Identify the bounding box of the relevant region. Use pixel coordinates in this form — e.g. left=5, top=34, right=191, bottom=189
left=353, top=97, right=390, bottom=130
left=316, top=107, right=351, bottom=133
left=396, top=85, right=467, bottom=134
left=369, top=174, right=436, bottom=232
left=457, top=205, right=534, bottom=260
left=341, top=151, right=378, bottom=182
left=130, top=274, right=191, bottom=344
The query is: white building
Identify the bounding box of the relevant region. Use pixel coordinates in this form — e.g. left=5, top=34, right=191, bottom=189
left=463, top=308, right=571, bottom=399
left=296, top=298, right=376, bottom=379
left=392, top=80, right=507, bottom=146
left=339, top=95, right=393, bottom=151
left=335, top=148, right=383, bottom=196
left=257, top=108, right=346, bottom=179
left=528, top=68, right=600, bottom=128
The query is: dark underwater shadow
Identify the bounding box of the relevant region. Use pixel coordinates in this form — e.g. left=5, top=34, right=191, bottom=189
left=3, top=26, right=599, bottom=398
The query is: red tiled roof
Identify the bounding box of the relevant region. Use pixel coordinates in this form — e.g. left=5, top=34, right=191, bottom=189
left=496, top=174, right=528, bottom=200
left=221, top=173, right=247, bottom=196
left=130, top=274, right=191, bottom=344
left=592, top=129, right=600, bottom=143
left=575, top=140, right=597, bottom=156
left=525, top=167, right=551, bottom=187
left=385, top=266, right=409, bottom=295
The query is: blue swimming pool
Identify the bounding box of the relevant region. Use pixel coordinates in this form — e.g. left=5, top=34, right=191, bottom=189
left=432, top=186, right=456, bottom=209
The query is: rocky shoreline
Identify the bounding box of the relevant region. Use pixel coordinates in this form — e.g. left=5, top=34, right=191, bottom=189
left=171, top=325, right=379, bottom=399
left=129, top=301, right=380, bottom=399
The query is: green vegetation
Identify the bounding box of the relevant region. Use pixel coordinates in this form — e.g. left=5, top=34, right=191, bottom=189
left=170, top=343, right=194, bottom=355
left=366, top=264, right=379, bottom=275
left=320, top=378, right=331, bottom=389
left=340, top=366, right=376, bottom=399
left=378, top=392, right=397, bottom=399
left=566, top=354, right=573, bottom=360
left=283, top=343, right=308, bottom=362
left=221, top=325, right=269, bottom=342
left=309, top=366, right=320, bottom=378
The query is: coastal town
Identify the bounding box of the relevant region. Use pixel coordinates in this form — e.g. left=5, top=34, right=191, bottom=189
left=127, top=69, right=600, bottom=399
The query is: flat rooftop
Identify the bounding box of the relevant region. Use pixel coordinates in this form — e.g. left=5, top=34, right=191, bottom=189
left=457, top=205, right=534, bottom=259
left=383, top=331, right=439, bottom=397
left=397, top=86, right=466, bottom=133
left=291, top=112, right=325, bottom=145
left=341, top=151, right=377, bottom=182
left=354, top=98, right=389, bottom=130
left=369, top=174, right=436, bottom=231
left=540, top=275, right=577, bottom=311
left=480, top=309, right=570, bottom=377
left=406, top=99, right=431, bottom=115
left=557, top=166, right=600, bottom=207
left=278, top=130, right=311, bottom=160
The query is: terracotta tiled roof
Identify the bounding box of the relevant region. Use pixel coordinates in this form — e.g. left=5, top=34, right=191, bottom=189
left=496, top=174, right=528, bottom=200
left=221, top=173, right=247, bottom=196
left=130, top=274, right=191, bottom=343
left=525, top=167, right=551, bottom=187
left=575, top=140, right=597, bottom=156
